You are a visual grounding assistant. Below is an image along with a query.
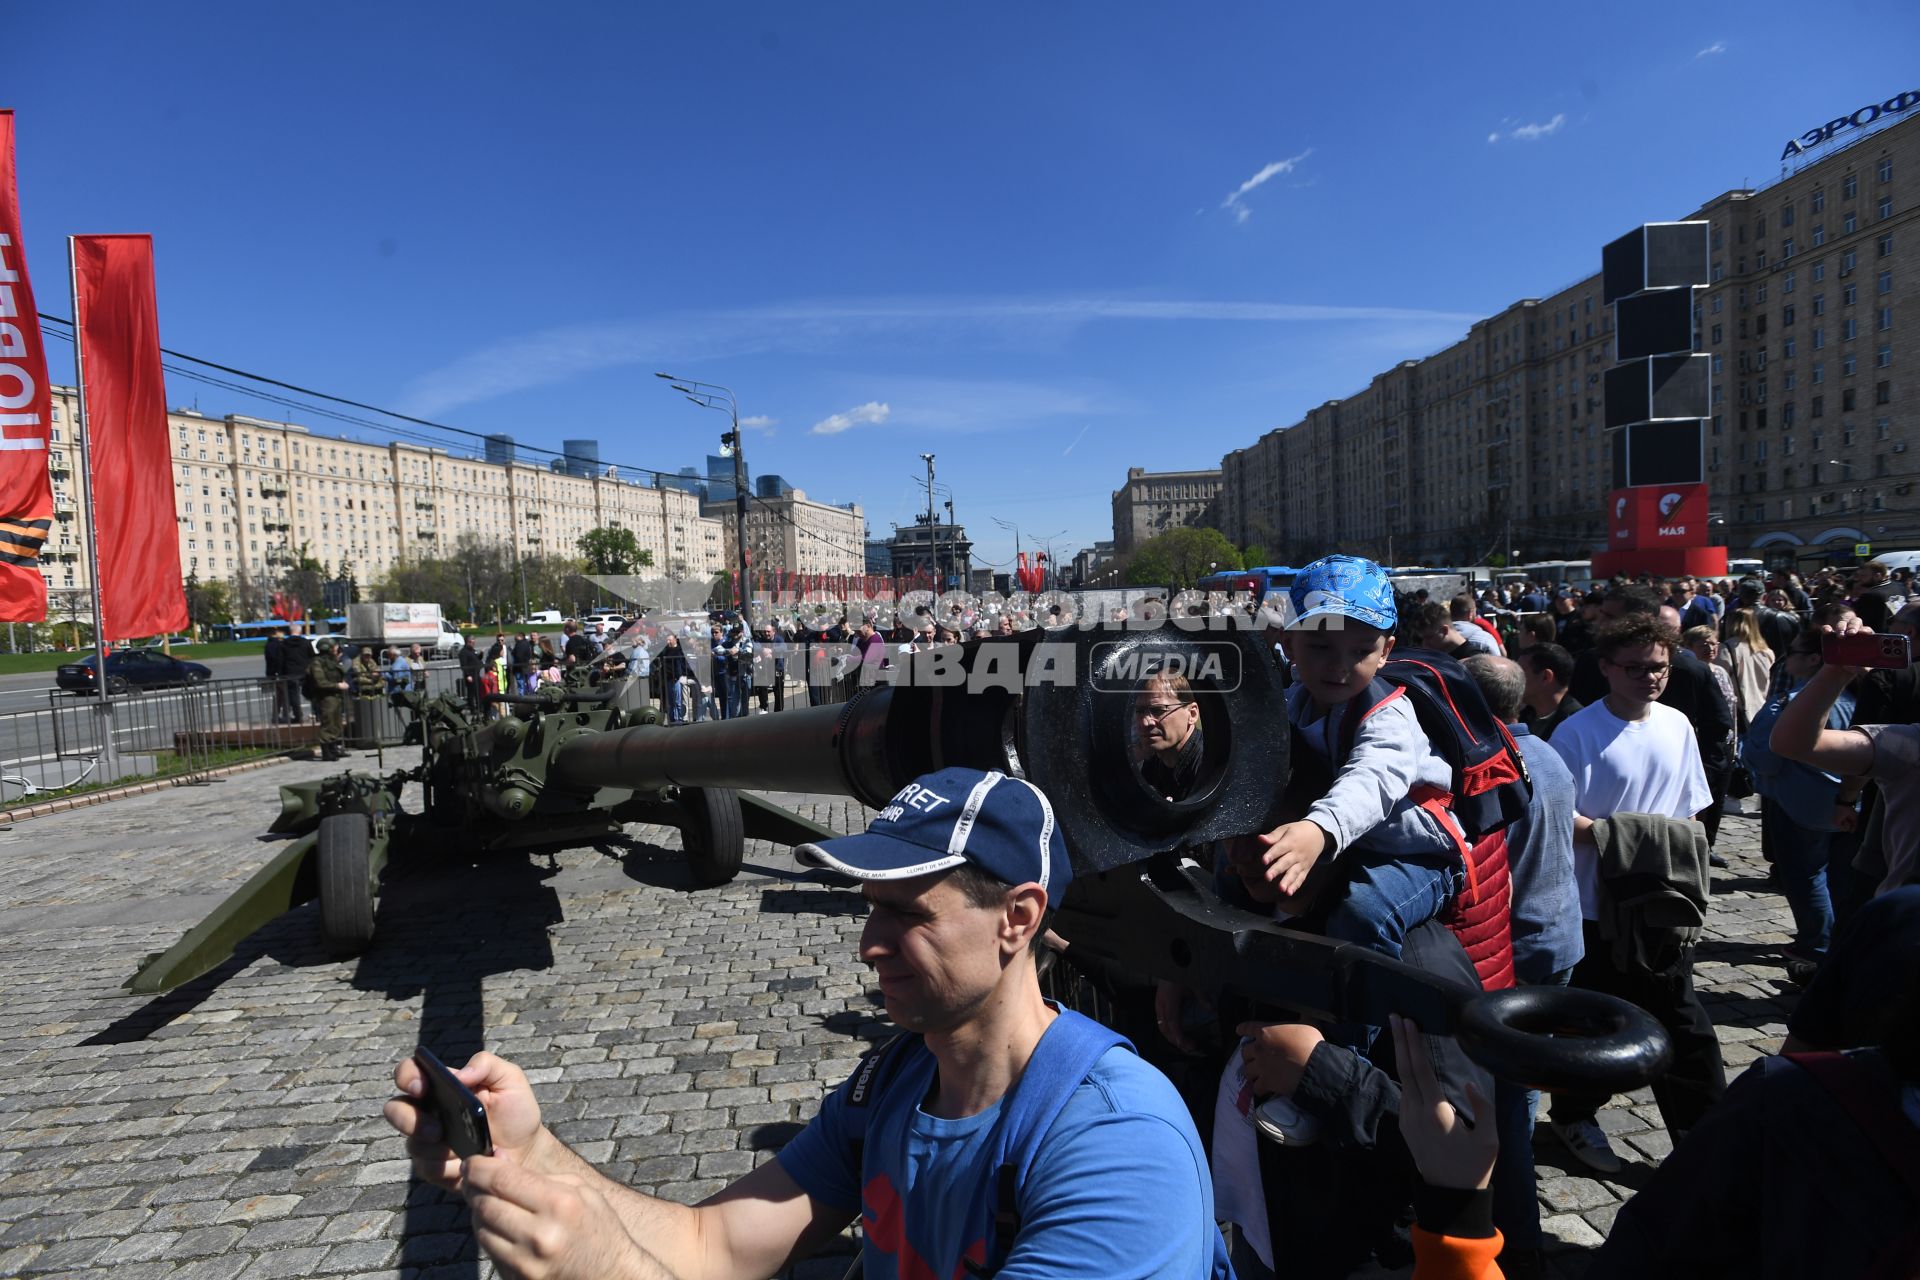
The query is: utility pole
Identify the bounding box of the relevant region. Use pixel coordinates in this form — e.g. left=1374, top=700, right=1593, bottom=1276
left=920, top=453, right=938, bottom=590
left=657, top=374, right=754, bottom=634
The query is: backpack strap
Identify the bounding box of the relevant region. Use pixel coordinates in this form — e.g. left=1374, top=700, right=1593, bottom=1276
left=971, top=1009, right=1130, bottom=1275
left=842, top=1032, right=930, bottom=1172
left=1333, top=676, right=1402, bottom=764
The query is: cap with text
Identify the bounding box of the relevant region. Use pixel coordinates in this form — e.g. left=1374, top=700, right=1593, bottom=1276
left=796, top=767, right=1071, bottom=902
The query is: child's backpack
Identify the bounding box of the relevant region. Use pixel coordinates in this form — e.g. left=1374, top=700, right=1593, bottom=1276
left=1334, top=646, right=1533, bottom=842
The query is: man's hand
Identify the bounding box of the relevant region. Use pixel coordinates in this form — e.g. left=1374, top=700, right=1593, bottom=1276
left=1257, top=820, right=1333, bottom=896
left=1155, top=980, right=1207, bottom=1055
left=384, top=1051, right=549, bottom=1192
left=463, top=1157, right=664, bottom=1280
left=1389, top=1014, right=1497, bottom=1192
left=1236, top=1021, right=1324, bottom=1099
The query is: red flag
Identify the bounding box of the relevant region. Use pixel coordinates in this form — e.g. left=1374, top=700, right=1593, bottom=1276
left=72, top=234, right=187, bottom=641
left=0, top=112, right=53, bottom=621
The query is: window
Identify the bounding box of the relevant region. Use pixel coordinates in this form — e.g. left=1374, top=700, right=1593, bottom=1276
left=1845, top=212, right=1858, bottom=234
left=1813, top=361, right=1826, bottom=384
left=1782, top=204, right=1796, bottom=228
left=1844, top=388, right=1858, bottom=411
left=1844, top=250, right=1858, bottom=275
left=1845, top=317, right=1859, bottom=340
left=1883, top=234, right=1897, bottom=258
left=1814, top=225, right=1826, bottom=247
left=1813, top=189, right=1826, bottom=213
left=1846, top=283, right=1859, bottom=306
left=1712, top=323, right=1724, bottom=344
left=1881, top=196, right=1895, bottom=220
left=1784, top=270, right=1797, bottom=294
left=1882, top=308, right=1896, bottom=332
left=1880, top=158, right=1894, bottom=184
left=1783, top=304, right=1796, bottom=326
left=1880, top=270, right=1894, bottom=295
left=1757, top=440, right=1769, bottom=461
left=1814, top=293, right=1826, bottom=316
left=1813, top=394, right=1824, bottom=418
left=1845, top=352, right=1859, bottom=376
left=1880, top=345, right=1894, bottom=369
left=1878, top=381, right=1893, bottom=405
left=1786, top=338, right=1798, bottom=360
left=1847, top=173, right=1861, bottom=199
left=1814, top=327, right=1826, bottom=349
left=1814, top=262, right=1827, bottom=282
left=1759, top=281, right=1770, bottom=304
left=1783, top=237, right=1796, bottom=258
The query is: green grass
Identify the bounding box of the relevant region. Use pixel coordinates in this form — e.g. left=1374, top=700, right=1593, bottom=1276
left=0, top=743, right=286, bottom=812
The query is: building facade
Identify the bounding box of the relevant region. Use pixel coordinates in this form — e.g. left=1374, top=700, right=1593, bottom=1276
left=886, top=518, right=973, bottom=586
left=1110, top=467, right=1225, bottom=554
left=703, top=487, right=867, bottom=579
left=1218, top=110, right=1917, bottom=569
left=40, top=386, right=730, bottom=605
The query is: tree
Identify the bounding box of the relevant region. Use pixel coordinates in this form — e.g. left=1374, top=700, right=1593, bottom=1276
left=1123, top=527, right=1243, bottom=590
left=1242, top=544, right=1270, bottom=569
left=577, top=526, right=652, bottom=577
left=183, top=572, right=233, bottom=632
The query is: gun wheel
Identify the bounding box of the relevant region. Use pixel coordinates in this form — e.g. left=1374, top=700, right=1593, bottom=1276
left=677, top=786, right=744, bottom=887
left=317, top=812, right=377, bottom=956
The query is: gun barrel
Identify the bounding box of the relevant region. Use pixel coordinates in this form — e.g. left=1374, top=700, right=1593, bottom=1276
left=552, top=693, right=909, bottom=805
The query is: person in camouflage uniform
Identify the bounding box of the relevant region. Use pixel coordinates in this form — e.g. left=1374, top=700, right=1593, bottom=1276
left=305, top=638, right=353, bottom=761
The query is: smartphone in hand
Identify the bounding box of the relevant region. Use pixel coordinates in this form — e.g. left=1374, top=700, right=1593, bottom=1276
left=1822, top=631, right=1913, bottom=670
left=412, top=1047, right=493, bottom=1159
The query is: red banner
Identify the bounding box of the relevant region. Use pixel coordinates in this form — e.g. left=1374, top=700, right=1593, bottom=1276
left=72, top=234, right=187, bottom=641
left=0, top=112, right=52, bottom=622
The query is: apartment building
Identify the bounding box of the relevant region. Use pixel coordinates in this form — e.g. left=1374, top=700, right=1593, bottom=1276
left=39, top=386, right=729, bottom=601
left=704, top=486, right=867, bottom=579
left=1110, top=467, right=1224, bottom=554
left=1219, top=108, right=1917, bottom=568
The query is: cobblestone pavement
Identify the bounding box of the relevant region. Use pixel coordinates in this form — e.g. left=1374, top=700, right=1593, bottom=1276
left=0, top=759, right=1801, bottom=1279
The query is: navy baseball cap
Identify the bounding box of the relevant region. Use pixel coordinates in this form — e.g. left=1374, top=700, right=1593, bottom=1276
left=797, top=767, right=1071, bottom=902
left=1288, top=554, right=1397, bottom=632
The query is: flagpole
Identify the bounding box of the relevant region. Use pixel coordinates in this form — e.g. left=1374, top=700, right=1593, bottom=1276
left=67, top=236, right=119, bottom=779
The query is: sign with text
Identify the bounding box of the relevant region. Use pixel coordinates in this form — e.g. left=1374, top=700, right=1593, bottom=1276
left=1782, top=90, right=1917, bottom=161
left=1608, top=484, right=1709, bottom=550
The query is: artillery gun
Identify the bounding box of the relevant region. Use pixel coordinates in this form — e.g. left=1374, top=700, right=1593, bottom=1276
left=128, top=623, right=1671, bottom=1096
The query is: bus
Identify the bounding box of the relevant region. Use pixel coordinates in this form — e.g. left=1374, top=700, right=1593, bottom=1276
left=1194, top=566, right=1301, bottom=604
left=209, top=617, right=348, bottom=642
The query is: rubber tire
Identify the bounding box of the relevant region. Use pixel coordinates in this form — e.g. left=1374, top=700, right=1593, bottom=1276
left=317, top=812, right=377, bottom=957
left=105, top=676, right=131, bottom=696
left=678, top=786, right=745, bottom=887
left=184, top=670, right=210, bottom=686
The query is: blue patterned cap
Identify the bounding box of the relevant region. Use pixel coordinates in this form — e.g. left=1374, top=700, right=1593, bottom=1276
left=1288, top=555, right=1397, bottom=631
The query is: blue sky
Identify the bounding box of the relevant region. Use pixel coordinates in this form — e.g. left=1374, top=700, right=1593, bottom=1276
left=10, top=2, right=1918, bottom=570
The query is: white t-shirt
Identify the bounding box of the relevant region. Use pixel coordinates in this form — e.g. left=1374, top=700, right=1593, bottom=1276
left=1549, top=699, right=1713, bottom=919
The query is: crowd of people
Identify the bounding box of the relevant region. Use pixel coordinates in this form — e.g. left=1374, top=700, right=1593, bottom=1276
left=361, top=557, right=1918, bottom=1277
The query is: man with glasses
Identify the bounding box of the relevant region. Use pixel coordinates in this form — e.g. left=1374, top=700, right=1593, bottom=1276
left=1135, top=673, right=1202, bottom=801
left=1542, top=614, right=1725, bottom=1173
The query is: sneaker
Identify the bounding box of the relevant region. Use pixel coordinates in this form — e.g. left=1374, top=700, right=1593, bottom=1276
left=1252, top=1095, right=1322, bottom=1146
left=1549, top=1119, right=1623, bottom=1173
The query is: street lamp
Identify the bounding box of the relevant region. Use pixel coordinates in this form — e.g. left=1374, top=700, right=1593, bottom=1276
left=657, top=372, right=754, bottom=633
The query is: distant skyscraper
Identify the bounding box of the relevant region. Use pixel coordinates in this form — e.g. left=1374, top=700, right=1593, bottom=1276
left=706, top=452, right=748, bottom=504
left=484, top=433, right=515, bottom=466
left=659, top=467, right=707, bottom=499
left=756, top=473, right=794, bottom=499
left=561, top=438, right=604, bottom=478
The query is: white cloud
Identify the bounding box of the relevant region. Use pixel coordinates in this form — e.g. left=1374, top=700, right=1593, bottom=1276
left=1695, top=39, right=1727, bottom=58
left=810, top=401, right=891, bottom=436
left=737, top=414, right=778, bottom=435
left=1220, top=150, right=1313, bottom=223
left=1487, top=113, right=1566, bottom=144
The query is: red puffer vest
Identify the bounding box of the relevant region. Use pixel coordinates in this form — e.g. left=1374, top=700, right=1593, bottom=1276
left=1443, top=830, right=1516, bottom=991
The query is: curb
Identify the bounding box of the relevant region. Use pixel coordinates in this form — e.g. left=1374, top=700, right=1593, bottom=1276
left=0, top=751, right=310, bottom=825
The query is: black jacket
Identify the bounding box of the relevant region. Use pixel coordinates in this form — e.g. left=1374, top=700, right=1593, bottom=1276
left=263, top=635, right=285, bottom=677
left=458, top=643, right=484, bottom=681
left=280, top=635, right=314, bottom=676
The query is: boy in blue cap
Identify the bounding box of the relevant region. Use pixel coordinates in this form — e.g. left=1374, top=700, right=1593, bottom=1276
left=1229, top=554, right=1469, bottom=1141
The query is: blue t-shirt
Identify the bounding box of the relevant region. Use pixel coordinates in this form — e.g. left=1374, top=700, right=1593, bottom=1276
left=778, top=1039, right=1227, bottom=1279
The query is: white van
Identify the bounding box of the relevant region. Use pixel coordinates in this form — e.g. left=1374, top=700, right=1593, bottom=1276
left=522, top=609, right=564, bottom=626
left=1871, top=550, right=1920, bottom=575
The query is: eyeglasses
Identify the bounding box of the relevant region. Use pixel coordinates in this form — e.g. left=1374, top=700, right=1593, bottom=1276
left=1136, top=702, right=1194, bottom=723
left=1608, top=661, right=1670, bottom=678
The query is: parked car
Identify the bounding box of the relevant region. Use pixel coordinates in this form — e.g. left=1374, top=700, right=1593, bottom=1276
left=521, top=610, right=564, bottom=626
left=584, top=613, right=626, bottom=631
left=56, top=649, right=213, bottom=696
